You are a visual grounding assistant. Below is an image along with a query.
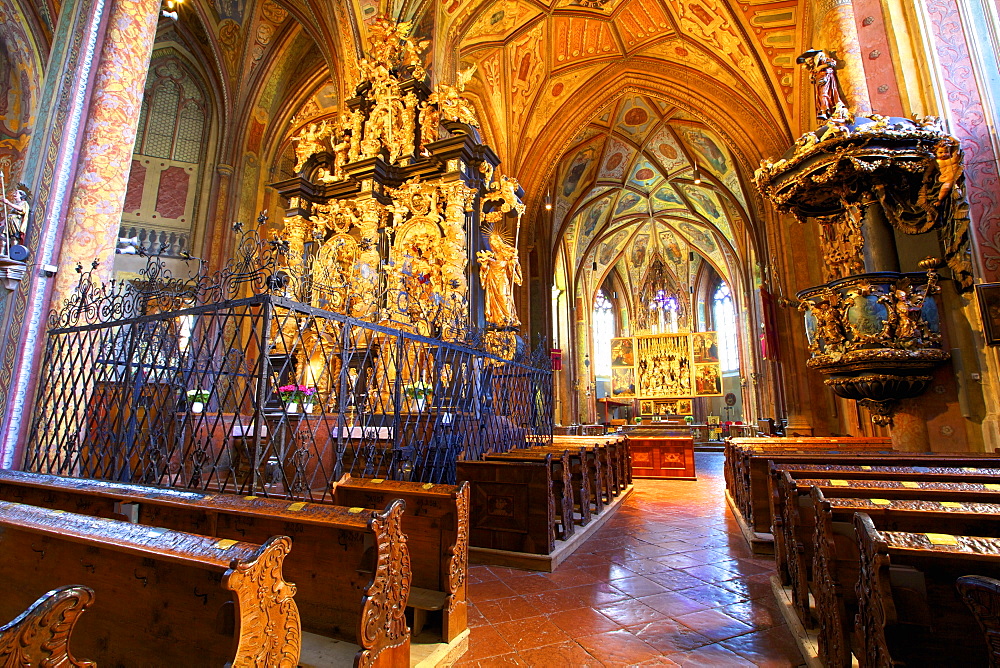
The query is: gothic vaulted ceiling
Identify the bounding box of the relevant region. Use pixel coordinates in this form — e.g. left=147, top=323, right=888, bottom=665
left=556, top=94, right=747, bottom=308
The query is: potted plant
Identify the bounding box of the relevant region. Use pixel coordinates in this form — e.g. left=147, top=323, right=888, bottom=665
left=186, top=389, right=210, bottom=413
left=278, top=385, right=316, bottom=413
left=403, top=381, right=432, bottom=411
left=684, top=415, right=695, bottom=425
left=633, top=415, right=643, bottom=424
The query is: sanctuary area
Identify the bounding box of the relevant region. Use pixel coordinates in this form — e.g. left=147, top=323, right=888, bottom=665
left=0, top=0, right=999, bottom=665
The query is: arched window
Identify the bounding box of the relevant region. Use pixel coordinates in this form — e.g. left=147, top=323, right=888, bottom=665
left=121, top=56, right=210, bottom=258
left=135, top=63, right=207, bottom=163
left=713, top=281, right=739, bottom=372
left=593, top=290, right=614, bottom=377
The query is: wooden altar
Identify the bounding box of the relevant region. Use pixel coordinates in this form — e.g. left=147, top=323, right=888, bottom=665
left=621, top=427, right=696, bottom=480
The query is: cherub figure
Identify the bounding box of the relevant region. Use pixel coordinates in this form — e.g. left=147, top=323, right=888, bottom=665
left=1, top=183, right=30, bottom=245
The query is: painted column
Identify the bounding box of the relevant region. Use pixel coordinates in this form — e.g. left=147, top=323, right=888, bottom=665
left=203, top=163, right=234, bottom=273
left=47, top=0, right=162, bottom=308
left=814, top=0, right=872, bottom=115
left=1, top=0, right=162, bottom=466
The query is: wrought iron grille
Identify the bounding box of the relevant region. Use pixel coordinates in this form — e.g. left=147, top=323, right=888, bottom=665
left=23, top=220, right=552, bottom=499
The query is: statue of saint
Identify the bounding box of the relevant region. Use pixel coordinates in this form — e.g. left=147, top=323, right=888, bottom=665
left=477, top=229, right=522, bottom=327
left=293, top=121, right=328, bottom=172
left=2, top=184, right=30, bottom=245
left=797, top=49, right=844, bottom=120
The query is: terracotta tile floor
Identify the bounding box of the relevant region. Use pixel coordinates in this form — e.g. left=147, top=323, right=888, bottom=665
left=456, top=452, right=804, bottom=667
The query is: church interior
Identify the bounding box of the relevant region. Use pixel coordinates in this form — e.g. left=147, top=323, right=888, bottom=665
left=1, top=0, right=1000, bottom=665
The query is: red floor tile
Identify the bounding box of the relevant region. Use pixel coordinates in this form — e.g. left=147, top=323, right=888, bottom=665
left=458, top=453, right=803, bottom=666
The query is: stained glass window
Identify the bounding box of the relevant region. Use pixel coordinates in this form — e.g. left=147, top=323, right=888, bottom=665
left=593, top=290, right=614, bottom=377
left=713, top=281, right=739, bottom=371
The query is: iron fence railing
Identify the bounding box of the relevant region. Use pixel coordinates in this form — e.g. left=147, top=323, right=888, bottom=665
left=23, top=218, right=551, bottom=499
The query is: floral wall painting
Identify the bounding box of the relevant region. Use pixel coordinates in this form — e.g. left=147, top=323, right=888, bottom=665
left=614, top=96, right=658, bottom=140
left=628, top=159, right=662, bottom=192
left=647, top=125, right=689, bottom=173
left=598, top=136, right=633, bottom=180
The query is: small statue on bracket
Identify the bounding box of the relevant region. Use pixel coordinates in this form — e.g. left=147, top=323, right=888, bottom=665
left=797, top=49, right=844, bottom=121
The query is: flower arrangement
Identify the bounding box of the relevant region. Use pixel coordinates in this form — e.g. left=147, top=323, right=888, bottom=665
left=186, top=389, right=211, bottom=403
left=403, top=381, right=432, bottom=401
left=278, top=384, right=317, bottom=404
left=684, top=415, right=695, bottom=425
left=633, top=416, right=643, bottom=424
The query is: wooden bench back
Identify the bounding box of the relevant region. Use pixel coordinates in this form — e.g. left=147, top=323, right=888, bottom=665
left=0, top=500, right=299, bottom=667
left=0, top=470, right=408, bottom=666
left=457, top=459, right=555, bottom=555
left=331, top=476, right=468, bottom=597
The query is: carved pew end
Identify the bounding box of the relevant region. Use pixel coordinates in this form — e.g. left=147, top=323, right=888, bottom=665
left=0, top=585, right=96, bottom=667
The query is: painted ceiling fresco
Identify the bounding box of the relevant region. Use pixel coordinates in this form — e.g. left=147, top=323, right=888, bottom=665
left=557, top=94, right=745, bottom=299
left=446, top=0, right=804, bottom=173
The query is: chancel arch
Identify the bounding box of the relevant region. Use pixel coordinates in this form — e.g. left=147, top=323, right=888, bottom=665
left=544, top=90, right=767, bottom=426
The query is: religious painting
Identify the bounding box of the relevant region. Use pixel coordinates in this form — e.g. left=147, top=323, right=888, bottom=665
left=692, top=332, right=719, bottom=363
left=694, top=363, right=723, bottom=396
left=651, top=184, right=684, bottom=211
left=611, top=337, right=634, bottom=367
left=679, top=184, right=723, bottom=223
left=678, top=221, right=716, bottom=253
left=678, top=126, right=730, bottom=175
left=640, top=400, right=654, bottom=415
left=636, top=334, right=691, bottom=398
left=583, top=197, right=612, bottom=237
left=631, top=231, right=650, bottom=268
left=599, top=230, right=627, bottom=265
left=561, top=144, right=598, bottom=198
left=614, top=191, right=646, bottom=216
left=612, top=367, right=636, bottom=397
left=976, top=282, right=1000, bottom=345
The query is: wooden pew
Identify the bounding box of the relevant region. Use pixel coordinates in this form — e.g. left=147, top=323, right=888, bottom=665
left=754, top=451, right=1000, bottom=534
left=511, top=444, right=594, bottom=524
left=543, top=436, right=614, bottom=506
left=955, top=575, right=1000, bottom=667
left=484, top=449, right=575, bottom=540
left=548, top=434, right=630, bottom=498
left=853, top=512, right=1000, bottom=666
left=769, top=460, right=1000, bottom=578
left=725, top=438, right=895, bottom=532
left=456, top=459, right=555, bottom=555
left=811, top=489, right=1000, bottom=667
left=331, top=475, right=469, bottom=643
left=770, top=462, right=1000, bottom=587
left=0, top=500, right=299, bottom=667
left=0, top=585, right=94, bottom=666
left=0, top=469, right=409, bottom=667
left=772, top=470, right=1000, bottom=628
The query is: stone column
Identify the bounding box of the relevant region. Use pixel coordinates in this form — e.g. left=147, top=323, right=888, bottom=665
left=890, top=398, right=931, bottom=451
left=814, top=0, right=872, bottom=115
left=203, top=164, right=234, bottom=272
left=0, top=0, right=161, bottom=466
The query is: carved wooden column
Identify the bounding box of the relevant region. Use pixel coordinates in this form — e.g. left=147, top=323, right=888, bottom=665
left=0, top=0, right=161, bottom=466
left=814, top=0, right=872, bottom=115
